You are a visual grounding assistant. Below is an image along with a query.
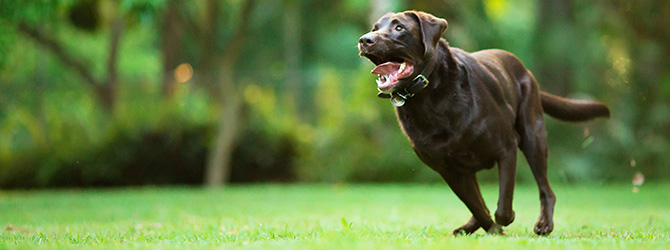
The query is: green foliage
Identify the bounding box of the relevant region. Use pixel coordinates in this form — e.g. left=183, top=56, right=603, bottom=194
left=1, top=0, right=670, bottom=187
left=0, top=0, right=71, bottom=24
left=1, top=184, right=669, bottom=247
left=0, top=96, right=209, bottom=188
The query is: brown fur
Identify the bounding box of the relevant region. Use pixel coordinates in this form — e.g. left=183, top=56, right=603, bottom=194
left=358, top=11, right=609, bottom=235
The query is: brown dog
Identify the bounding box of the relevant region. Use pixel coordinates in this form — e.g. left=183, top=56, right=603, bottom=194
left=357, top=11, right=610, bottom=236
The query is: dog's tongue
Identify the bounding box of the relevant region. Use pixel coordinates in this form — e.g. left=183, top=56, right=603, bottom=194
left=371, top=62, right=401, bottom=75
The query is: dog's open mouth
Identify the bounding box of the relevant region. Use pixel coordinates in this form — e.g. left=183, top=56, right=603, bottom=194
left=371, top=61, right=415, bottom=93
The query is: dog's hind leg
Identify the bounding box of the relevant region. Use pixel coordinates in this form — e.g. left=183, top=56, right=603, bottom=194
left=516, top=75, right=556, bottom=235
left=520, top=123, right=555, bottom=236
left=441, top=173, right=502, bottom=235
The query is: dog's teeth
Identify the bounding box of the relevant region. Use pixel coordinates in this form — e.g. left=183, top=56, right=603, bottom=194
left=399, top=62, right=406, bottom=72
left=376, top=78, right=382, bottom=85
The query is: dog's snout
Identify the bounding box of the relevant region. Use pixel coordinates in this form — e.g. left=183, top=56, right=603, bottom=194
left=358, top=33, right=376, bottom=48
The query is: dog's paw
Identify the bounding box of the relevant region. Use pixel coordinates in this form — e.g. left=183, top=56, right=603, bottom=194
left=452, top=220, right=480, bottom=236
left=534, top=217, right=554, bottom=235
left=495, top=209, right=515, bottom=226
left=486, top=223, right=505, bottom=235
left=452, top=226, right=476, bottom=236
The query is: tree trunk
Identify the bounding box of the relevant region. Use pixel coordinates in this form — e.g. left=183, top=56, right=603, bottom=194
left=160, top=0, right=184, bottom=98
left=284, top=0, right=302, bottom=111
left=203, top=0, right=255, bottom=187
left=205, top=61, right=243, bottom=186
left=534, top=0, right=575, bottom=95
left=102, top=16, right=123, bottom=112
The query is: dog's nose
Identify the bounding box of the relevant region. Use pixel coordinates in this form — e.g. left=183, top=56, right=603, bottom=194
left=358, top=33, right=376, bottom=48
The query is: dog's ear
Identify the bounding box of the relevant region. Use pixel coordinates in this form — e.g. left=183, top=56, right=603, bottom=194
left=407, top=11, right=448, bottom=58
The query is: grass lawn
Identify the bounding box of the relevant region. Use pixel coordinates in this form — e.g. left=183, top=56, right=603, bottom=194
left=1, top=183, right=669, bottom=249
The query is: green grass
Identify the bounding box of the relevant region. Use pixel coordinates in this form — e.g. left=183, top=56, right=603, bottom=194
left=1, top=183, right=669, bottom=249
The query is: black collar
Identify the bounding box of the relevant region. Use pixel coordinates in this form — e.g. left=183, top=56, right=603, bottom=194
left=376, top=54, right=439, bottom=107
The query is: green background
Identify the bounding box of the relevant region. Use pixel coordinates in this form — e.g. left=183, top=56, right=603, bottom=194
left=1, top=0, right=669, bottom=187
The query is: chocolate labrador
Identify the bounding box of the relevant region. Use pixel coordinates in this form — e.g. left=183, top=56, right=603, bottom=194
left=357, top=11, right=610, bottom=236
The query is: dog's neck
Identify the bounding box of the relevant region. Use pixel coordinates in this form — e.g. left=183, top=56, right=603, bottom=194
left=400, top=40, right=464, bottom=102
left=394, top=40, right=474, bottom=131
left=429, top=40, right=461, bottom=89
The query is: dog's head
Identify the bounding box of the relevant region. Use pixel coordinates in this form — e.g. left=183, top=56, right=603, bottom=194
left=358, top=11, right=448, bottom=93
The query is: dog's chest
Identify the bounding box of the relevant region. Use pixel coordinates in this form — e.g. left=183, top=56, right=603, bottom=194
left=397, top=104, right=510, bottom=173
left=399, top=117, right=489, bottom=168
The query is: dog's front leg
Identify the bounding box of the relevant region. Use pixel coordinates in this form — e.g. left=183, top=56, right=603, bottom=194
left=452, top=216, right=479, bottom=235
left=441, top=173, right=503, bottom=235
left=495, top=152, right=517, bottom=226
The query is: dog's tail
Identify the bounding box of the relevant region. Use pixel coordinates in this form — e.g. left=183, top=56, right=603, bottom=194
left=540, top=91, right=610, bottom=122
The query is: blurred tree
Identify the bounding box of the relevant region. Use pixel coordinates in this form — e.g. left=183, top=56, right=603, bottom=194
left=148, top=0, right=260, bottom=186
left=1, top=0, right=669, bottom=188
left=533, top=0, right=576, bottom=95
left=68, top=0, right=101, bottom=32
left=160, top=0, right=185, bottom=98
left=599, top=0, right=670, bottom=180
left=14, top=2, right=123, bottom=113
left=203, top=0, right=255, bottom=186
left=284, top=0, right=302, bottom=107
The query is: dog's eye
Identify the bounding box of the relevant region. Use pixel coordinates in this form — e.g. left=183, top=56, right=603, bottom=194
left=395, top=25, right=404, bottom=32
left=372, top=25, right=379, bottom=32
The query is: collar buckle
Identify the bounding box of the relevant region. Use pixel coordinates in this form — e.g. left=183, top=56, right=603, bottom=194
left=413, top=74, right=429, bottom=89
